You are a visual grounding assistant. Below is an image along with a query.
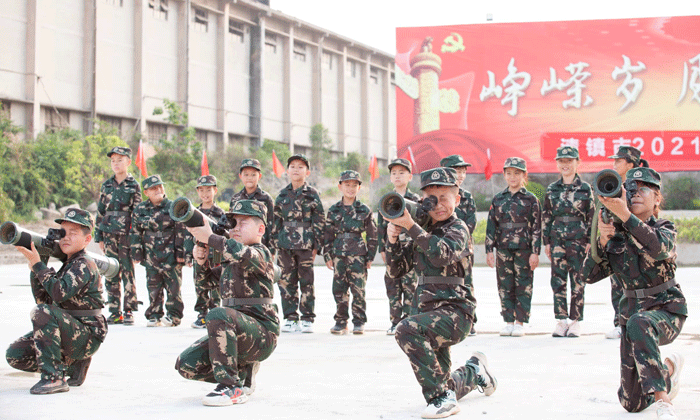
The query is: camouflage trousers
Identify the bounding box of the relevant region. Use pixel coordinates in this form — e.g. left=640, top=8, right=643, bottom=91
left=175, top=307, right=278, bottom=387
left=193, top=263, right=221, bottom=316
left=277, top=249, right=315, bottom=322
left=5, top=304, right=103, bottom=380
left=496, top=249, right=534, bottom=323
left=395, top=305, right=474, bottom=402
left=384, top=269, right=417, bottom=326
left=550, top=241, right=586, bottom=321
left=144, top=263, right=184, bottom=322
left=618, top=310, right=685, bottom=412
left=103, top=232, right=138, bottom=313
left=332, top=255, right=367, bottom=326
left=611, top=274, right=623, bottom=327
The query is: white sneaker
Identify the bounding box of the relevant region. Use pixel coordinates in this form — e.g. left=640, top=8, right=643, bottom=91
left=281, top=319, right=300, bottom=333
left=655, top=400, right=678, bottom=420
left=161, top=316, right=175, bottom=327
left=300, top=320, right=314, bottom=333
left=146, top=317, right=161, bottom=327
left=566, top=320, right=580, bottom=337
left=421, top=389, right=460, bottom=419
left=202, top=383, right=248, bottom=406
left=666, top=353, right=685, bottom=401
left=499, top=324, right=514, bottom=337
left=552, top=319, right=569, bottom=337
left=606, top=326, right=622, bottom=339
left=511, top=324, right=525, bottom=337
left=466, top=352, right=497, bottom=396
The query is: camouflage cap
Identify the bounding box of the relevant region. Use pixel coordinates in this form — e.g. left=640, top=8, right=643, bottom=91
left=55, top=208, right=95, bottom=230
left=196, top=175, right=217, bottom=187
left=107, top=146, right=132, bottom=158
left=388, top=158, right=412, bottom=172
left=339, top=170, right=362, bottom=184
left=287, top=154, right=310, bottom=168
left=420, top=167, right=458, bottom=190
left=503, top=157, right=527, bottom=172
left=229, top=200, right=268, bottom=225
left=626, top=167, right=661, bottom=187
left=240, top=158, right=262, bottom=172
left=439, top=154, right=472, bottom=168
left=555, top=146, right=579, bottom=160
left=142, top=174, right=165, bottom=190
left=608, top=145, right=642, bottom=165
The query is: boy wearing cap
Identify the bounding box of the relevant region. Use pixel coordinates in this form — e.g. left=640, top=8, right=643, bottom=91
left=130, top=175, right=185, bottom=327
left=271, top=154, right=325, bottom=333
left=378, top=158, right=420, bottom=335
left=229, top=159, right=274, bottom=249
left=177, top=200, right=279, bottom=406
left=542, top=146, right=594, bottom=337
left=95, top=146, right=142, bottom=325
left=7, top=209, right=107, bottom=394
left=323, top=170, right=378, bottom=335
left=387, top=167, right=497, bottom=419
left=184, top=175, right=225, bottom=328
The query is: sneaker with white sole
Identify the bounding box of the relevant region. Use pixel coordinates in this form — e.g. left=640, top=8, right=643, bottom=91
left=655, top=400, right=678, bottom=420
left=330, top=322, right=348, bottom=335
left=386, top=323, right=398, bottom=335
left=566, top=320, right=581, bottom=337
left=499, top=324, right=514, bottom=337
left=466, top=351, right=497, bottom=396
left=281, top=319, right=300, bottom=333
left=300, top=320, right=314, bottom=333
left=202, top=383, right=248, bottom=406
left=161, top=315, right=179, bottom=327
left=191, top=314, right=206, bottom=329
left=146, top=317, right=161, bottom=327
left=666, top=353, right=684, bottom=401
left=606, top=326, right=621, bottom=339
left=552, top=319, right=569, bottom=337
left=352, top=324, right=364, bottom=335
left=421, top=389, right=460, bottom=419
left=511, top=324, right=525, bottom=337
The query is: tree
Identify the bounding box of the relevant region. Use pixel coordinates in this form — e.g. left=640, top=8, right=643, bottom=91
left=309, top=123, right=332, bottom=175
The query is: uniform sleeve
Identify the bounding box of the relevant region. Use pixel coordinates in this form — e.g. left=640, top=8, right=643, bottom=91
left=183, top=230, right=195, bottom=265
left=584, top=189, right=596, bottom=240
left=464, top=193, right=477, bottom=234
left=365, top=211, right=378, bottom=261
left=174, top=221, right=185, bottom=261
left=209, top=235, right=268, bottom=275
left=581, top=242, right=613, bottom=284
left=263, top=194, right=274, bottom=249
left=312, top=193, right=325, bottom=252
left=270, top=195, right=282, bottom=252
left=541, top=188, right=553, bottom=246
left=322, top=208, right=336, bottom=262
left=386, top=234, right=413, bottom=279
left=408, top=222, right=467, bottom=268
left=624, top=216, right=676, bottom=260
left=485, top=200, right=498, bottom=253
left=94, top=182, right=108, bottom=242
left=33, top=259, right=92, bottom=303
left=129, top=207, right=144, bottom=261
left=377, top=212, right=386, bottom=253
left=530, top=197, right=542, bottom=255
left=130, top=183, right=142, bottom=231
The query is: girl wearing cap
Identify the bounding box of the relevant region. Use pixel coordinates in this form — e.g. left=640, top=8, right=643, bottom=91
left=582, top=167, right=685, bottom=420
left=485, top=157, right=541, bottom=337
left=542, top=147, right=595, bottom=338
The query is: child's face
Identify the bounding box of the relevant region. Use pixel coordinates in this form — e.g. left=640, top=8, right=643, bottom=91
left=231, top=215, right=264, bottom=245
left=110, top=155, right=131, bottom=175
left=338, top=180, right=360, bottom=200
left=390, top=166, right=412, bottom=188
left=58, top=221, right=91, bottom=257
left=287, top=160, right=310, bottom=183
left=239, top=168, right=262, bottom=190
left=144, top=184, right=165, bottom=205
left=452, top=167, right=467, bottom=186
left=613, top=158, right=634, bottom=179
left=422, top=186, right=459, bottom=222
left=556, top=158, right=578, bottom=178
left=196, top=185, right=217, bottom=204
left=504, top=168, right=526, bottom=189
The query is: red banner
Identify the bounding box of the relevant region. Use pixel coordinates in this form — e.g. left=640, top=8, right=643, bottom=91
left=396, top=16, right=700, bottom=173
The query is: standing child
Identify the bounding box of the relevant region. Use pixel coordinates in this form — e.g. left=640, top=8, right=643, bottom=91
left=271, top=154, right=325, bottom=333
left=485, top=157, right=541, bottom=337
left=130, top=175, right=185, bottom=327
left=229, top=159, right=274, bottom=249
left=184, top=175, right=225, bottom=328
left=324, top=170, right=378, bottom=335
left=95, top=146, right=142, bottom=325
left=377, top=158, right=420, bottom=335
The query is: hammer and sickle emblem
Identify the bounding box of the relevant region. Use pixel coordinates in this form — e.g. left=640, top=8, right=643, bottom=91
left=441, top=32, right=465, bottom=53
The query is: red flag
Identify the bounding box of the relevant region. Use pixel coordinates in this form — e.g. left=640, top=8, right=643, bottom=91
left=135, top=139, right=148, bottom=177
left=201, top=149, right=209, bottom=176
left=484, top=148, right=493, bottom=180
left=272, top=150, right=285, bottom=178
left=369, top=155, right=379, bottom=182
left=406, top=146, right=417, bottom=173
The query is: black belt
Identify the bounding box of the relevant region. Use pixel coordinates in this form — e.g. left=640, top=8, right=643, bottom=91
left=144, top=230, right=173, bottom=238
left=106, top=211, right=130, bottom=217
left=222, top=298, right=273, bottom=306
left=340, top=233, right=361, bottom=238
left=284, top=221, right=311, bottom=228
left=63, top=308, right=102, bottom=317
left=624, top=279, right=678, bottom=299
left=418, top=276, right=464, bottom=286
left=501, top=222, right=527, bottom=229
left=554, top=216, right=583, bottom=223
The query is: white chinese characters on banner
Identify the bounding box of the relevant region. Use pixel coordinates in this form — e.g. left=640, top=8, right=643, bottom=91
left=479, top=58, right=531, bottom=117
left=586, top=137, right=606, bottom=157
left=541, top=62, right=594, bottom=109
left=612, top=55, right=646, bottom=112
left=677, top=54, right=700, bottom=105
left=559, top=138, right=580, bottom=150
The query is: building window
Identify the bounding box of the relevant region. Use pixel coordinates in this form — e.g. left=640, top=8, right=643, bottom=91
left=148, top=0, right=168, bottom=21
left=193, top=8, right=208, bottom=33
left=370, top=67, right=379, bottom=84
left=346, top=59, right=357, bottom=78
left=229, top=19, right=245, bottom=43
left=44, top=107, right=69, bottom=132
left=293, top=41, right=306, bottom=62
left=97, top=115, right=121, bottom=132
left=147, top=122, right=168, bottom=143
left=195, top=129, right=207, bottom=147
left=322, top=51, right=333, bottom=70
left=264, top=33, right=277, bottom=54
left=104, top=0, right=123, bottom=6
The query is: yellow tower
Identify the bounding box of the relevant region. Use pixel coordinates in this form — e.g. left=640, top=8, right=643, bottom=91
left=410, top=37, right=442, bottom=135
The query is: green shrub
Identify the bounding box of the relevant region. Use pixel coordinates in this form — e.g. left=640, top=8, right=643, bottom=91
left=667, top=217, right=700, bottom=243
left=525, top=181, right=546, bottom=204
left=472, top=220, right=487, bottom=244
left=473, top=192, right=492, bottom=212
left=663, top=177, right=700, bottom=210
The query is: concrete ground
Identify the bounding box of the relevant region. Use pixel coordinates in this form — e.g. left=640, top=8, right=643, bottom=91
left=0, top=262, right=697, bottom=420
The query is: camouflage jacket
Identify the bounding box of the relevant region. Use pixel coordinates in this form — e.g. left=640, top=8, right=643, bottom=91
left=230, top=186, right=274, bottom=249
left=129, top=197, right=185, bottom=266
left=208, top=235, right=280, bottom=334
left=387, top=214, right=474, bottom=315
left=183, top=204, right=225, bottom=266
left=485, top=187, right=542, bottom=254
left=30, top=249, right=107, bottom=341
left=377, top=189, right=420, bottom=253
left=323, top=199, right=378, bottom=262
left=581, top=215, right=687, bottom=325
left=454, top=187, right=477, bottom=255
left=94, top=174, right=142, bottom=242
left=542, top=175, right=595, bottom=246
left=271, top=182, right=325, bottom=252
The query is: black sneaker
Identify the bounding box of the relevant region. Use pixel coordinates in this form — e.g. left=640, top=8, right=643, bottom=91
left=66, top=357, right=92, bottom=387
left=106, top=312, right=123, bottom=324
left=191, top=314, right=206, bottom=329
left=30, top=377, right=69, bottom=394
left=352, top=324, right=365, bottom=335
left=123, top=311, right=135, bottom=326
left=330, top=323, right=348, bottom=335
left=466, top=351, right=497, bottom=396
left=202, top=383, right=248, bottom=406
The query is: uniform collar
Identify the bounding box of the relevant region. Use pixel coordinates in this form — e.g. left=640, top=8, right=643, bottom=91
left=555, top=174, right=582, bottom=187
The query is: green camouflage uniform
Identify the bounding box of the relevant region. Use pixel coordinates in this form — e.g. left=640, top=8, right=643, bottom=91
left=176, top=200, right=279, bottom=388
left=388, top=167, right=481, bottom=403
left=230, top=187, right=274, bottom=249
left=95, top=174, right=142, bottom=315
left=271, top=181, right=325, bottom=323
left=542, top=174, right=594, bottom=321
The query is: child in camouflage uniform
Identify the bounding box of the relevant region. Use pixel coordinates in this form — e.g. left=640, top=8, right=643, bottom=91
left=184, top=175, right=225, bottom=328
left=130, top=175, right=185, bottom=327
left=377, top=158, right=420, bottom=335
left=177, top=200, right=279, bottom=406
left=229, top=159, right=274, bottom=249
left=271, top=154, right=325, bottom=333
left=387, top=167, right=497, bottom=419
left=323, top=170, right=378, bottom=335
left=485, top=157, right=541, bottom=337
left=542, top=146, right=594, bottom=337
left=581, top=167, right=685, bottom=420
left=6, top=209, right=107, bottom=394
left=95, top=146, right=142, bottom=325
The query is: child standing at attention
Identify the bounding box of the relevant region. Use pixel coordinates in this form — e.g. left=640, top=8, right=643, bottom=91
left=323, top=170, right=378, bottom=335
left=485, top=157, right=541, bottom=337
left=229, top=159, right=274, bottom=249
